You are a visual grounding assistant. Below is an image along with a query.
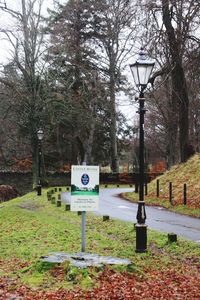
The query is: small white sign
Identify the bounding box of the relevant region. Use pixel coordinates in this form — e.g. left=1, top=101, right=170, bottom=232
left=71, top=165, right=99, bottom=211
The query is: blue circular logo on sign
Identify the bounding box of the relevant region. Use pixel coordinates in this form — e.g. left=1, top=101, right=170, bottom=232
left=81, top=174, right=89, bottom=185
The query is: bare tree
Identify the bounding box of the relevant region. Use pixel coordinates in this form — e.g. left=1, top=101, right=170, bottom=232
left=138, top=0, right=200, bottom=164
left=0, top=0, right=49, bottom=187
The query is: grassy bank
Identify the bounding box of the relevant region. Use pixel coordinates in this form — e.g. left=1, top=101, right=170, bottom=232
left=0, top=188, right=200, bottom=298
left=123, top=191, right=200, bottom=218
left=124, top=154, right=200, bottom=218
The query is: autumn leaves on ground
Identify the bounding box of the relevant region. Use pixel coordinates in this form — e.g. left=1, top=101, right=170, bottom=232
left=0, top=156, right=200, bottom=299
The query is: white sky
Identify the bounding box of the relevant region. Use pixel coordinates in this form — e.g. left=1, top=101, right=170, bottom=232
left=0, top=0, right=58, bottom=63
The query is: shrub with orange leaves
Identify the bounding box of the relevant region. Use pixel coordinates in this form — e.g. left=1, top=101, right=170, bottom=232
left=13, top=158, right=32, bottom=171
left=150, top=160, right=166, bottom=173
left=0, top=185, right=19, bottom=201
left=58, top=164, right=71, bottom=172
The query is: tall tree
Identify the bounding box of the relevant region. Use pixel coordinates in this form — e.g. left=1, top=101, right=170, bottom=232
left=48, top=0, right=138, bottom=170
left=92, top=0, right=138, bottom=172
left=138, top=0, right=200, bottom=164
left=161, top=0, right=189, bottom=162
left=47, top=0, right=110, bottom=165
left=0, top=0, right=49, bottom=187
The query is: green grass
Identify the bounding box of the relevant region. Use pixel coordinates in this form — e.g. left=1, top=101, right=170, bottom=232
left=0, top=188, right=199, bottom=290
left=123, top=191, right=200, bottom=217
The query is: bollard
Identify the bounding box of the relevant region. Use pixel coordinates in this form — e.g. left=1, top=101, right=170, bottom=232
left=59, top=187, right=62, bottom=192
left=66, top=187, right=69, bottom=191
left=57, top=200, right=61, bottom=207
left=156, top=179, right=159, bottom=197
left=58, top=194, right=61, bottom=200
left=168, top=233, right=177, bottom=243
left=65, top=204, right=70, bottom=211
left=183, top=183, right=187, bottom=205
left=103, top=215, right=110, bottom=221
left=105, top=185, right=107, bottom=188
left=54, top=187, right=58, bottom=192
left=51, top=196, right=56, bottom=204
left=47, top=191, right=51, bottom=201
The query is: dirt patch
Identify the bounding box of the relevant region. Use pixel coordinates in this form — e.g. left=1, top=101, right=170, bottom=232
left=17, top=200, right=43, bottom=211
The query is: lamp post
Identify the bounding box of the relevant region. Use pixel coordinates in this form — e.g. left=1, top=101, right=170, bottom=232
left=130, top=48, right=155, bottom=252
left=37, top=128, right=44, bottom=196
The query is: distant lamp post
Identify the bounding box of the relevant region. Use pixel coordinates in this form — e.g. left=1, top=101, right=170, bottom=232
left=130, top=48, right=155, bottom=252
left=37, top=128, right=44, bottom=196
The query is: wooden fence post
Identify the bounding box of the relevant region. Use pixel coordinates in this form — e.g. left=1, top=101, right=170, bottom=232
left=169, top=182, right=173, bottom=205
left=183, top=183, right=187, bottom=205
left=156, top=179, right=159, bottom=197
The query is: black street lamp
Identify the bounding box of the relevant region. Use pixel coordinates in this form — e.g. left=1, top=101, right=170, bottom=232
left=130, top=48, right=155, bottom=252
left=37, top=128, right=44, bottom=196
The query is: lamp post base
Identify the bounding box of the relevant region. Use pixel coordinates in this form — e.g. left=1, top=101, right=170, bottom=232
left=135, top=224, right=147, bottom=253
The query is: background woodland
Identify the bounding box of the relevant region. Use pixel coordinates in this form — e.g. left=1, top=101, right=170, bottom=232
left=0, top=0, right=199, bottom=187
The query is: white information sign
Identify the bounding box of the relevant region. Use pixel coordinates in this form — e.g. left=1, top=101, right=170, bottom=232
left=71, top=165, right=99, bottom=211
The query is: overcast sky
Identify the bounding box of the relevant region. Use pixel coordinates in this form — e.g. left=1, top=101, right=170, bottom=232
left=0, top=0, right=55, bottom=62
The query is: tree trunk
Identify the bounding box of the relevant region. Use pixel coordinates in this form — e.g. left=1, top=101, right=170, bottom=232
left=110, top=69, right=119, bottom=173
left=166, top=125, right=177, bottom=168
left=166, top=85, right=179, bottom=167
left=56, top=124, right=64, bottom=168
left=83, top=116, right=95, bottom=164
left=162, top=0, right=190, bottom=162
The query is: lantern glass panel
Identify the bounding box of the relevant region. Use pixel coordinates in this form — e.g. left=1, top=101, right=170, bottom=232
left=37, top=129, right=44, bottom=140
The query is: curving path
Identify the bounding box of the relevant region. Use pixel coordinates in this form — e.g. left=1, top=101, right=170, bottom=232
left=61, top=188, right=200, bottom=242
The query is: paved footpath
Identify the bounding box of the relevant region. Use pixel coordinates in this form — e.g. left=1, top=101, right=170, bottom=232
left=61, top=188, right=200, bottom=243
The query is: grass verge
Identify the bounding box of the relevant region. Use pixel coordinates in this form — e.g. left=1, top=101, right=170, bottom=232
left=123, top=191, right=200, bottom=218
left=0, top=187, right=199, bottom=295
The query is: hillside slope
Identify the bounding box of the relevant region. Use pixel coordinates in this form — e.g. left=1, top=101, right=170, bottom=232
left=148, top=153, right=200, bottom=208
